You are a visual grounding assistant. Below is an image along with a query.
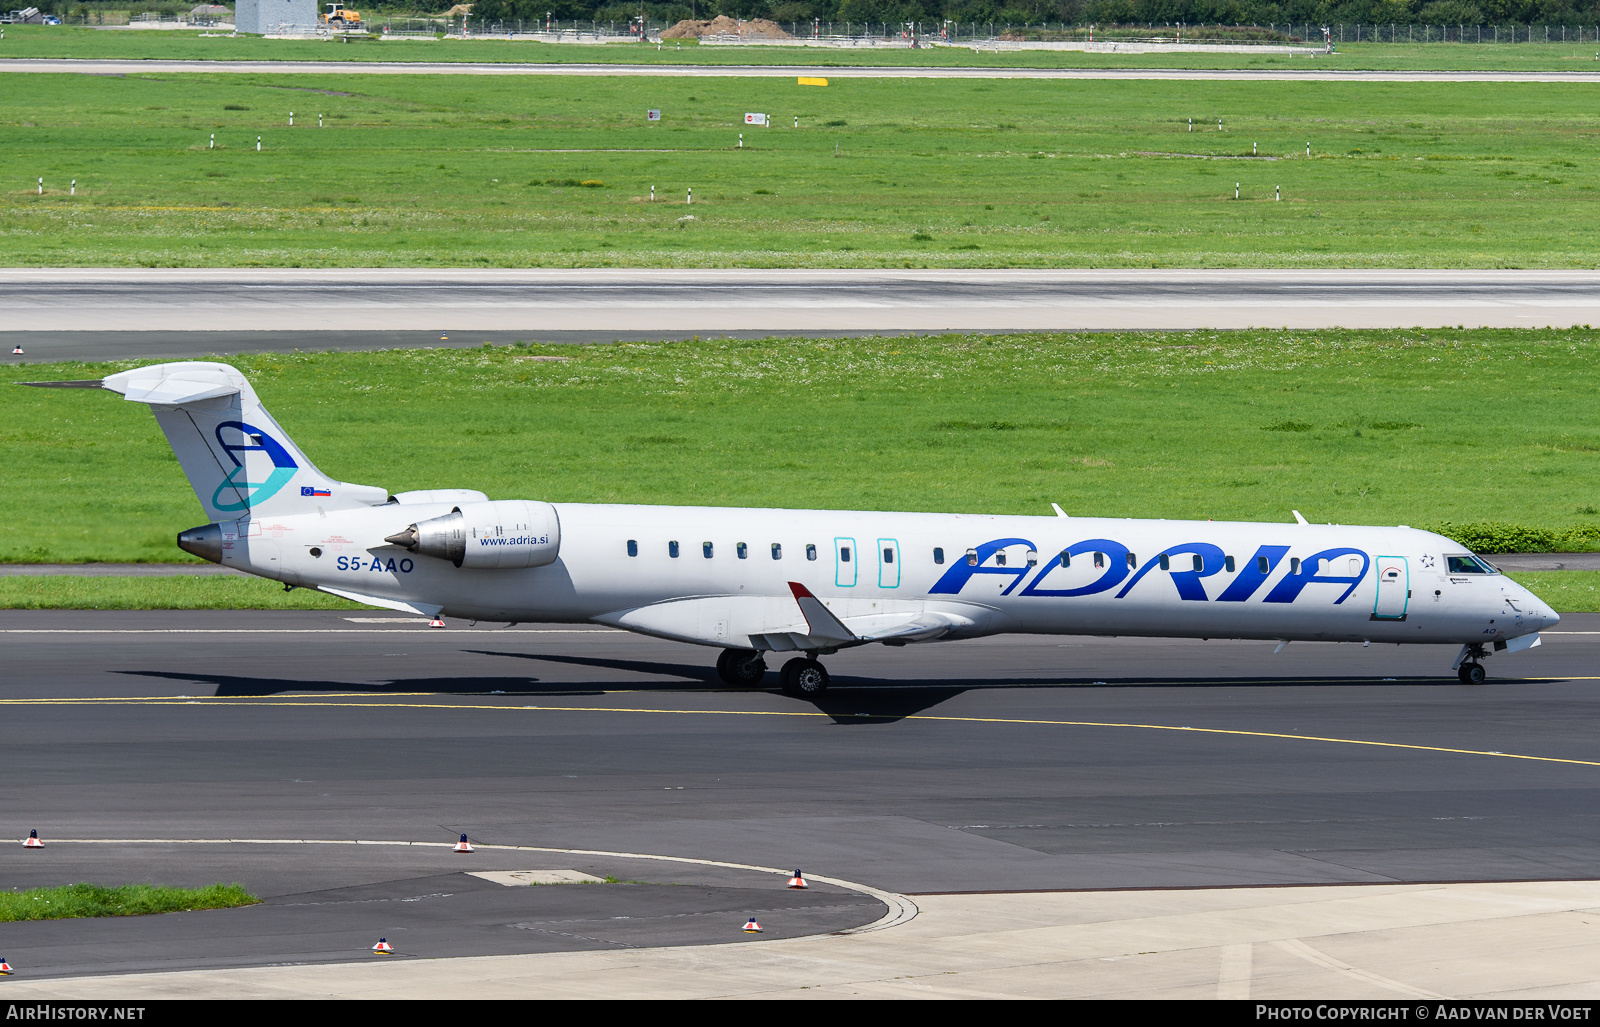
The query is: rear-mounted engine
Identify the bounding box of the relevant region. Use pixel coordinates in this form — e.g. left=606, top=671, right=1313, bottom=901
left=385, top=499, right=561, bottom=569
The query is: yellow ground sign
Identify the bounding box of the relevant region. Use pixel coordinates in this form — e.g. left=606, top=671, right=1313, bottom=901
left=797, top=76, right=829, bottom=87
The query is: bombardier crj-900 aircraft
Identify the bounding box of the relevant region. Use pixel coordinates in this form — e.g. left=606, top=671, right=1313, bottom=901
left=31, top=361, right=1558, bottom=695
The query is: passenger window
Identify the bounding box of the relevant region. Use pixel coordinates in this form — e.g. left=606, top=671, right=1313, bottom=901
left=933, top=547, right=945, bottom=565
left=1290, top=557, right=1301, bottom=574
left=703, top=542, right=713, bottom=559
left=1258, top=555, right=1269, bottom=573
left=1192, top=554, right=1203, bottom=572
left=1349, top=557, right=1360, bottom=575
left=1059, top=550, right=1070, bottom=568
left=806, top=544, right=817, bottom=561
left=627, top=540, right=638, bottom=557
left=771, top=543, right=782, bottom=560
left=883, top=547, right=894, bottom=564
left=1093, top=552, right=1105, bottom=569
left=1158, top=553, right=1170, bottom=571
left=669, top=541, right=680, bottom=558
left=966, top=548, right=978, bottom=566
left=840, top=547, right=851, bottom=562
left=1127, top=553, right=1137, bottom=568
left=995, top=551, right=1006, bottom=566
left=1224, top=555, right=1235, bottom=572
left=1025, top=549, right=1037, bottom=567
left=737, top=543, right=747, bottom=560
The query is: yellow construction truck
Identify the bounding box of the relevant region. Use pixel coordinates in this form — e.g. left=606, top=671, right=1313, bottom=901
left=320, top=3, right=362, bottom=29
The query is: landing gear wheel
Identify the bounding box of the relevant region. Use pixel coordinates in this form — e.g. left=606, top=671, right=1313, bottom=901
left=716, top=648, right=767, bottom=687
left=1459, top=662, right=1486, bottom=684
left=780, top=657, right=829, bottom=697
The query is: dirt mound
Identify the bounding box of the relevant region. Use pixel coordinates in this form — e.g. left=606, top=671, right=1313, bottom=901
left=661, top=16, right=791, bottom=39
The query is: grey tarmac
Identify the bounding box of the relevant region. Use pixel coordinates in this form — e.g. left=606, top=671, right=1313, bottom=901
left=5, top=271, right=1600, bottom=355
left=2, top=608, right=1599, bottom=988
left=4, top=57, right=1600, bottom=81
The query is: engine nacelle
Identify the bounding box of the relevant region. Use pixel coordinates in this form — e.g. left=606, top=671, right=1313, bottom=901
left=385, top=500, right=560, bottom=569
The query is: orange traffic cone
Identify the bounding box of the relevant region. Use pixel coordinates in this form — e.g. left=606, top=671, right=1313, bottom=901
left=0, top=958, right=12, bottom=975
left=23, top=830, right=42, bottom=849
left=786, top=869, right=807, bottom=889
left=453, top=833, right=473, bottom=853
left=372, top=938, right=394, bottom=954
left=742, top=917, right=763, bottom=933
left=429, top=617, right=445, bottom=629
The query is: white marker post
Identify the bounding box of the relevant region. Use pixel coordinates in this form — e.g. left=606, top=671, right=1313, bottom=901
left=794, top=115, right=798, bottom=128
left=1306, top=141, right=1311, bottom=157
left=289, top=111, right=294, bottom=126
left=1188, top=117, right=1192, bottom=131
left=650, top=185, right=655, bottom=201
left=209, top=133, right=215, bottom=149
left=1218, top=118, right=1223, bottom=130
left=739, top=133, right=743, bottom=148
left=1276, top=185, right=1281, bottom=201
left=256, top=136, right=261, bottom=152
left=71, top=179, right=75, bottom=195
left=319, top=114, right=323, bottom=128
left=1235, top=182, right=1240, bottom=199
left=37, top=177, right=42, bottom=195
left=687, top=187, right=692, bottom=204
left=1253, top=142, right=1257, bottom=155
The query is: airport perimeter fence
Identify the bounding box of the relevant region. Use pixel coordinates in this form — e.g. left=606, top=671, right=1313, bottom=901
left=412, top=19, right=1600, bottom=45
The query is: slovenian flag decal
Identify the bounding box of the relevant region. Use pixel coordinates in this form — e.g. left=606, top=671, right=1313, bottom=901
left=301, top=486, right=332, bottom=497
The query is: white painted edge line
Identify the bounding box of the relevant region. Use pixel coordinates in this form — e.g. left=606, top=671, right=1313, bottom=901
left=27, top=838, right=918, bottom=935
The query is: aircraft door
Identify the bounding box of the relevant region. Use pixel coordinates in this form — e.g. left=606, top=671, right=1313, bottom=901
left=878, top=538, right=900, bottom=588
left=835, top=537, right=857, bottom=587
left=1372, top=555, right=1409, bottom=620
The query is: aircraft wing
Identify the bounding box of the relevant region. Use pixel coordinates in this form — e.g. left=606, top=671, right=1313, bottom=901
left=594, top=585, right=988, bottom=651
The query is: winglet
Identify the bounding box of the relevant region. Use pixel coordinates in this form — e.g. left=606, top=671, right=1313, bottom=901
left=787, top=582, right=857, bottom=644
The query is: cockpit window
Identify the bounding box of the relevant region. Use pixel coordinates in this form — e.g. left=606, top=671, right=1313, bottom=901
left=1446, top=555, right=1498, bottom=574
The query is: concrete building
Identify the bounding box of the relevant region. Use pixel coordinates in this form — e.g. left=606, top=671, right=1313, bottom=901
left=235, top=0, right=316, bottom=34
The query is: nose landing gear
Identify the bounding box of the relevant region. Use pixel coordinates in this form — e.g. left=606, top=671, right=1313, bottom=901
left=715, top=648, right=768, bottom=687
left=1455, top=642, right=1489, bottom=684
left=780, top=657, right=830, bottom=697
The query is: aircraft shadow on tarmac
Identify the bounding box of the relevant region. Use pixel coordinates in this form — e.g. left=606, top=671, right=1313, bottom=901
left=120, top=657, right=1489, bottom=726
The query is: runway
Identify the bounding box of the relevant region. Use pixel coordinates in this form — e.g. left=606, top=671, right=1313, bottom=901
left=5, top=271, right=1598, bottom=359
left=3, top=607, right=1600, bottom=984
left=5, top=57, right=1600, bottom=82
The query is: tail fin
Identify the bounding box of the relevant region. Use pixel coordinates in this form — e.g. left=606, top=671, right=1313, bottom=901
left=100, top=361, right=387, bottom=522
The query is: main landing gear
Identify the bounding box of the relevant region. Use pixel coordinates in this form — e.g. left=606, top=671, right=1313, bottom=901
left=1457, top=643, right=1488, bottom=684
left=715, top=648, right=768, bottom=687
left=780, top=657, right=829, bottom=697
left=715, top=648, right=830, bottom=697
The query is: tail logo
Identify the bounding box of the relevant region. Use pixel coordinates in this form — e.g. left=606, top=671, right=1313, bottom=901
left=211, top=420, right=299, bottom=512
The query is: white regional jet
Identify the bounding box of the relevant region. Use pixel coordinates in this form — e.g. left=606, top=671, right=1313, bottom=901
left=29, top=361, right=1558, bottom=694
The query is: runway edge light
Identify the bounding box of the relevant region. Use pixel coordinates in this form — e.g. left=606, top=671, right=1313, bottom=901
left=787, top=870, right=807, bottom=889
left=453, top=834, right=474, bottom=853
left=742, top=917, right=763, bottom=933
left=23, top=829, right=42, bottom=849
left=373, top=938, right=394, bottom=954
left=0, top=958, right=13, bottom=975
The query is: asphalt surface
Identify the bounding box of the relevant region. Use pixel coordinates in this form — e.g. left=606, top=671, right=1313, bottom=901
left=5, top=58, right=1600, bottom=81
left=2, top=608, right=1599, bottom=976
left=6, top=271, right=1600, bottom=352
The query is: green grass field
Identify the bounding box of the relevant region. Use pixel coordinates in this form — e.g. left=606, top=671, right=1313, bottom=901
left=6, top=25, right=1600, bottom=71
left=0, top=882, right=259, bottom=921
left=6, top=330, right=1599, bottom=565
left=4, top=71, right=1599, bottom=267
